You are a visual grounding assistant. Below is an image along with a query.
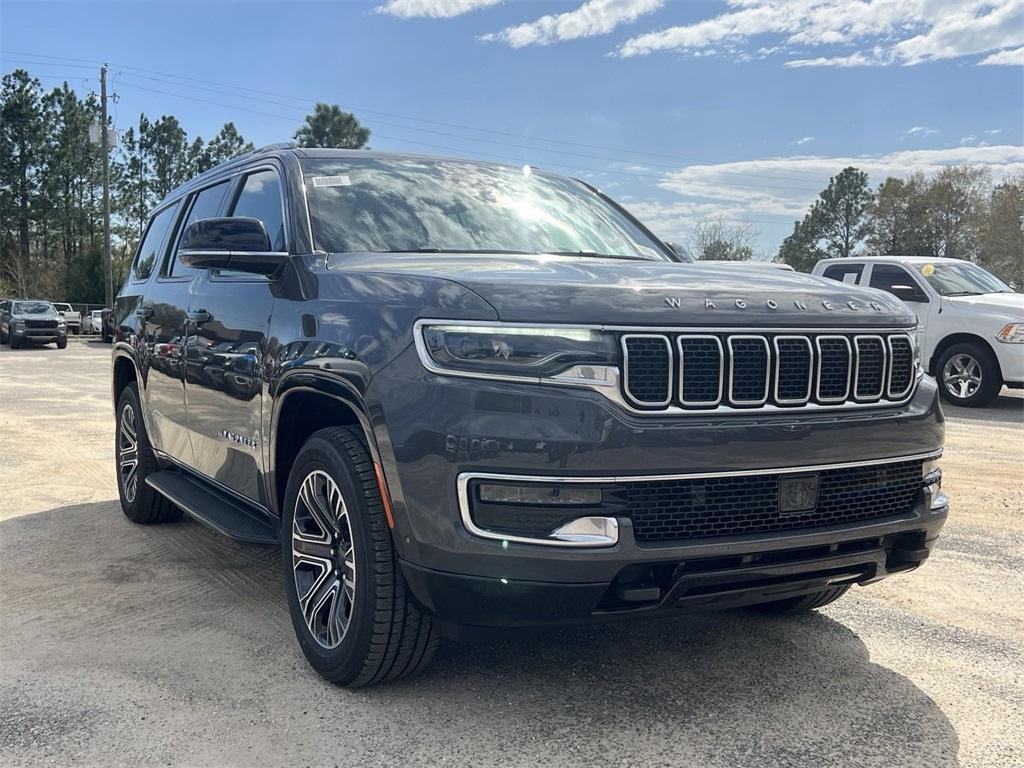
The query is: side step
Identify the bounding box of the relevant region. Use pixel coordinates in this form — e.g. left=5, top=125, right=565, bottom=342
left=146, top=470, right=277, bottom=544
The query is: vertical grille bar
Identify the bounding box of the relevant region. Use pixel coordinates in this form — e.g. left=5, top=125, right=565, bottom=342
left=815, top=335, right=852, bottom=403
left=773, top=336, right=813, bottom=404
left=853, top=335, right=886, bottom=401
left=621, top=334, right=673, bottom=407
left=887, top=334, right=915, bottom=399
left=727, top=335, right=770, bottom=406
left=677, top=335, right=724, bottom=406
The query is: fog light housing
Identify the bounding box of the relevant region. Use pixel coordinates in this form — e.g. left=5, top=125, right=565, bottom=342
left=921, top=458, right=947, bottom=511
left=478, top=484, right=602, bottom=506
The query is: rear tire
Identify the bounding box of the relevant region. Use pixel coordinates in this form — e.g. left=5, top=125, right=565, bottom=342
left=115, top=383, right=181, bottom=524
left=282, top=426, right=438, bottom=687
left=57, top=336, right=67, bottom=349
left=750, top=585, right=850, bottom=615
left=936, top=342, right=1000, bottom=407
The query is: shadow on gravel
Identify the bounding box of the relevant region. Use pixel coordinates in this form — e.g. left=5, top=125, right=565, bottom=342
left=944, top=390, right=1024, bottom=425
left=1, top=502, right=961, bottom=767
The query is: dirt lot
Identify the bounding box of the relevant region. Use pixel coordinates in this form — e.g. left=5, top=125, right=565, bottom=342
left=1, top=338, right=1022, bottom=768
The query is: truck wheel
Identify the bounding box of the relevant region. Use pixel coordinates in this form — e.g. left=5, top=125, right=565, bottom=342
left=115, top=383, right=181, bottom=524
left=57, top=336, right=67, bottom=349
left=282, top=426, right=438, bottom=687
left=937, top=342, right=1000, bottom=407
left=751, top=585, right=850, bottom=614
left=9, top=334, right=20, bottom=349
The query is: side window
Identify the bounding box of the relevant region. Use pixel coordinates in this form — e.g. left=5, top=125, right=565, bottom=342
left=132, top=203, right=180, bottom=282
left=822, top=263, right=864, bottom=285
left=869, top=264, right=929, bottom=303
left=229, top=170, right=286, bottom=252
left=167, top=181, right=231, bottom=277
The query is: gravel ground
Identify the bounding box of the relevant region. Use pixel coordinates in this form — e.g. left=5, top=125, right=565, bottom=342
left=1, top=338, right=1022, bottom=768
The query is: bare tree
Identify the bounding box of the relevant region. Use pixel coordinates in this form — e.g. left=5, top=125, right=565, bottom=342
left=687, top=218, right=759, bottom=261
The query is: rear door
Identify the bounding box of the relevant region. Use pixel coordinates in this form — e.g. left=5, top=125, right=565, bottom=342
left=183, top=166, right=284, bottom=506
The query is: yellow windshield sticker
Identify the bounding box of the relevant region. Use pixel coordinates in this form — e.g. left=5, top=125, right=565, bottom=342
left=921, top=263, right=935, bottom=277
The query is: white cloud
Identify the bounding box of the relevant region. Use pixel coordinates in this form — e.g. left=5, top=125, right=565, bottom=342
left=792, top=136, right=815, bottom=145
left=616, top=0, right=1024, bottom=67
left=482, top=0, right=662, bottom=48
left=628, top=144, right=1024, bottom=238
left=905, top=126, right=939, bottom=137
left=979, top=46, right=1024, bottom=65
left=960, top=135, right=979, bottom=145
left=375, top=0, right=501, bottom=19
left=985, top=129, right=1004, bottom=135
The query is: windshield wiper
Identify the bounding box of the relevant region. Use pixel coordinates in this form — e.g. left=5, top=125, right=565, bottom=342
left=942, top=291, right=985, bottom=297
left=373, top=248, right=539, bottom=255
left=546, top=250, right=655, bottom=261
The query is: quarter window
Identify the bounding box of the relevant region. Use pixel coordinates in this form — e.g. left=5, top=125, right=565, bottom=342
left=229, top=170, right=285, bottom=252
left=822, top=263, right=864, bottom=285
left=132, top=203, right=180, bottom=282
left=869, top=264, right=929, bottom=303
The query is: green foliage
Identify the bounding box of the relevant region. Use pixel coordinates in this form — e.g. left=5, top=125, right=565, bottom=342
left=294, top=103, right=370, bottom=149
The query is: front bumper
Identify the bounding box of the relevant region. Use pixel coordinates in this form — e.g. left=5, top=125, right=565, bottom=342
left=13, top=328, right=65, bottom=342
left=370, top=348, right=946, bottom=626
left=993, top=340, right=1024, bottom=385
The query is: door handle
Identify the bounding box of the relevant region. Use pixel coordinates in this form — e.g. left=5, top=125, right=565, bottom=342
left=187, top=310, right=213, bottom=325
left=138, top=306, right=154, bottom=320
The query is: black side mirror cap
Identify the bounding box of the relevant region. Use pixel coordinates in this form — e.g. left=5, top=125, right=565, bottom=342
left=178, top=217, right=288, bottom=275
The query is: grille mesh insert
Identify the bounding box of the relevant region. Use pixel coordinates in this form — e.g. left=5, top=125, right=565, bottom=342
left=729, top=338, right=769, bottom=403
left=626, top=459, right=923, bottom=543
left=855, top=337, right=885, bottom=399
left=624, top=336, right=671, bottom=404
left=817, top=337, right=851, bottom=401
left=775, top=338, right=812, bottom=402
left=678, top=337, right=722, bottom=404
left=888, top=336, right=914, bottom=396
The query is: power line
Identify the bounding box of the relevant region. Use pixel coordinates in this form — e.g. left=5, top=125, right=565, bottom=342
left=1, top=47, right=828, bottom=185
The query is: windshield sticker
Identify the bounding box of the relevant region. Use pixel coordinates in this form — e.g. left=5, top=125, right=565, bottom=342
left=921, top=263, right=935, bottom=277
left=311, top=175, right=351, bottom=188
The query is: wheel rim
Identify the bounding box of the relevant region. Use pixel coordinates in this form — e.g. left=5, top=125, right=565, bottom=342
left=942, top=353, right=983, bottom=400
left=291, top=470, right=356, bottom=649
left=118, top=403, right=139, bottom=503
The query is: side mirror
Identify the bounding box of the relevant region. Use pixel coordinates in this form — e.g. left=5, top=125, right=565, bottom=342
left=178, top=217, right=288, bottom=275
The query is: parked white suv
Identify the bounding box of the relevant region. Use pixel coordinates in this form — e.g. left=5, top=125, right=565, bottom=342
left=813, top=256, right=1023, bottom=407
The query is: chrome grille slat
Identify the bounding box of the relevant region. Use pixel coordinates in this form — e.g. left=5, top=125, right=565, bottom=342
left=619, top=329, right=916, bottom=413
left=622, top=334, right=673, bottom=407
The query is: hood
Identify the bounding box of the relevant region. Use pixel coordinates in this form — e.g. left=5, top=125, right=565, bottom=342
left=945, top=292, right=1024, bottom=317
left=326, top=252, right=915, bottom=327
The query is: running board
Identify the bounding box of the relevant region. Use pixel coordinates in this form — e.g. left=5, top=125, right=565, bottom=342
left=146, top=470, right=277, bottom=544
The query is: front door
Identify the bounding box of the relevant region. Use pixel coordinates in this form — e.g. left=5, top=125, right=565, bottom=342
left=183, top=168, right=284, bottom=506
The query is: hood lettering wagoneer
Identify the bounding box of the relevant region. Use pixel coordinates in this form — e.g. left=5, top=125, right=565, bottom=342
left=111, top=146, right=947, bottom=687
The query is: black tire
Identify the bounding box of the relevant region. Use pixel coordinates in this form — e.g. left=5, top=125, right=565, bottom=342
left=750, top=585, right=850, bottom=615
left=9, top=334, right=20, bottom=349
left=57, top=336, right=67, bottom=349
left=936, top=342, right=1001, bottom=407
left=115, top=383, right=181, bottom=524
left=282, top=426, right=438, bottom=687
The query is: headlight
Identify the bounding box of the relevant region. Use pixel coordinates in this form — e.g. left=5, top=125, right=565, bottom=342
left=995, top=323, right=1024, bottom=343
left=416, top=322, right=617, bottom=381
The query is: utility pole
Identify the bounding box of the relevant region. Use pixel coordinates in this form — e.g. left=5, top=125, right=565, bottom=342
left=100, top=64, right=112, bottom=309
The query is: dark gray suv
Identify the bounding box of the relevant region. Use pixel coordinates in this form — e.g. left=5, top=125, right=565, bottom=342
left=1, top=299, right=68, bottom=349
left=111, top=146, right=947, bottom=686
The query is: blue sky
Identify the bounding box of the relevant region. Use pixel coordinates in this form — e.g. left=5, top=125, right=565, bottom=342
left=2, top=0, right=1022, bottom=255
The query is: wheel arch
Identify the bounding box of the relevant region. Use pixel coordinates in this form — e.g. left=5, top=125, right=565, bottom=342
left=112, top=347, right=140, bottom=406
left=928, top=332, right=1002, bottom=380
left=269, top=373, right=386, bottom=520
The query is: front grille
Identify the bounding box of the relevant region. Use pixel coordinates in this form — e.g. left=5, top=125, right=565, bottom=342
left=626, top=459, right=923, bottom=543
left=619, top=330, right=916, bottom=412
left=25, top=319, right=58, bottom=329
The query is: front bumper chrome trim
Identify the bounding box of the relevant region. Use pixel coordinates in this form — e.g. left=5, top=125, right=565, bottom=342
left=457, top=449, right=943, bottom=548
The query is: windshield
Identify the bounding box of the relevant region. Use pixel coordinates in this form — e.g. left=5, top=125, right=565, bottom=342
left=14, top=301, right=56, bottom=316
left=302, top=157, right=671, bottom=261
left=919, top=262, right=1013, bottom=296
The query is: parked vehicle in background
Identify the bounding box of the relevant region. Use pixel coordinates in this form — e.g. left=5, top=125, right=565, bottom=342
left=0, top=299, right=68, bottom=349
left=702, top=260, right=795, bottom=271
left=813, top=256, right=1024, bottom=407
left=85, top=309, right=104, bottom=335
left=51, top=302, right=81, bottom=334
left=111, top=147, right=947, bottom=687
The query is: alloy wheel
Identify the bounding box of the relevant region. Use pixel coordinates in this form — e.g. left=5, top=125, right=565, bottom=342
left=942, top=353, right=982, bottom=400
left=118, top=403, right=139, bottom=503
left=291, top=469, right=356, bottom=649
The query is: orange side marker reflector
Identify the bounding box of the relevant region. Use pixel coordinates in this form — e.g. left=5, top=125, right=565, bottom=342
left=374, top=462, right=396, bottom=529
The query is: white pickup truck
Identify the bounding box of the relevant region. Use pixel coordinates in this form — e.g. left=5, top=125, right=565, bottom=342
left=51, top=302, right=80, bottom=334
left=812, top=255, right=1024, bottom=407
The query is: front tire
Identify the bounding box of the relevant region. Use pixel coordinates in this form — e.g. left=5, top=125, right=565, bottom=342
left=57, top=336, right=67, bottom=349
left=115, top=383, right=181, bottom=524
left=750, top=585, right=850, bottom=614
left=282, top=426, right=437, bottom=687
left=937, top=342, right=1000, bottom=407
